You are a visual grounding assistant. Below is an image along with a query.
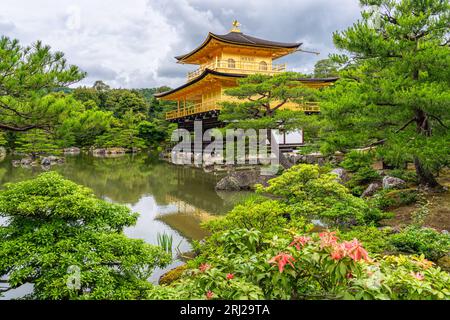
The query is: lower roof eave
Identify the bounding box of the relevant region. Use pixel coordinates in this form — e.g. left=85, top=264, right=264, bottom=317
left=154, top=71, right=339, bottom=99
left=154, top=69, right=246, bottom=99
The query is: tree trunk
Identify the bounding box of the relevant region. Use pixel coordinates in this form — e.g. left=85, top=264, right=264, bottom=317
left=414, top=156, right=441, bottom=189
left=413, top=108, right=442, bottom=189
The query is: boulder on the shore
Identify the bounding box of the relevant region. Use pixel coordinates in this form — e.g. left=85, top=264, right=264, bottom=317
left=305, top=152, right=323, bottom=164
left=215, top=170, right=275, bottom=191
left=361, top=182, right=382, bottom=198
left=215, top=176, right=241, bottom=191
left=283, top=151, right=344, bottom=166
left=286, top=153, right=303, bottom=165
left=383, top=176, right=406, bottom=190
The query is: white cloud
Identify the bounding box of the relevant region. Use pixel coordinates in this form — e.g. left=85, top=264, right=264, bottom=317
left=0, top=0, right=362, bottom=89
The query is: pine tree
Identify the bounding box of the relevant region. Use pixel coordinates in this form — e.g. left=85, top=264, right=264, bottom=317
left=0, top=36, right=85, bottom=132
left=15, top=129, right=59, bottom=159
left=219, top=72, right=319, bottom=132
left=322, top=0, right=449, bottom=188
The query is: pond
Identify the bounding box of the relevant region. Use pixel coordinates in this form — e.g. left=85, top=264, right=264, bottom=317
left=0, top=153, right=249, bottom=299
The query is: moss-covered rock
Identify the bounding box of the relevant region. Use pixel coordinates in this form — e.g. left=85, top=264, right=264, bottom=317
left=159, top=264, right=187, bottom=285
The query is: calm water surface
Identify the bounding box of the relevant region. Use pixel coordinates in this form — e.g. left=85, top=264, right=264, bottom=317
left=0, top=153, right=249, bottom=299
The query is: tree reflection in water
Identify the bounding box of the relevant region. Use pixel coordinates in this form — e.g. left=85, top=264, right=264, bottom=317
left=0, top=153, right=249, bottom=243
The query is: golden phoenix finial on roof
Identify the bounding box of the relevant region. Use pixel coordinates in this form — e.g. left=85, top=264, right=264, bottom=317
left=231, top=20, right=241, bottom=32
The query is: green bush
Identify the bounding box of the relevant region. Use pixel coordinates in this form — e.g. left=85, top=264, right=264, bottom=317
left=350, top=185, right=366, bottom=197
left=346, top=167, right=381, bottom=196
left=257, top=164, right=387, bottom=227
left=348, top=167, right=381, bottom=186
left=0, top=172, right=171, bottom=299
left=340, top=151, right=375, bottom=172
left=391, top=189, right=419, bottom=206
left=204, top=197, right=311, bottom=238
left=370, top=189, right=419, bottom=210
left=370, top=190, right=396, bottom=210
left=339, top=226, right=395, bottom=254
left=389, top=227, right=450, bottom=261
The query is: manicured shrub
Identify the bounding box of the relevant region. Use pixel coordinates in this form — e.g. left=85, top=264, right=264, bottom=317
left=369, top=188, right=418, bottom=211
left=340, top=151, right=375, bottom=172
left=0, top=172, right=171, bottom=299
left=389, top=227, right=450, bottom=261
left=348, top=166, right=381, bottom=185
left=204, top=197, right=311, bottom=238
left=339, top=226, right=395, bottom=254
left=257, top=164, right=387, bottom=227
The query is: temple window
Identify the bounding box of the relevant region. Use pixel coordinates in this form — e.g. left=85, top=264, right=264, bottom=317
left=227, top=58, right=236, bottom=68
left=259, top=61, right=268, bottom=71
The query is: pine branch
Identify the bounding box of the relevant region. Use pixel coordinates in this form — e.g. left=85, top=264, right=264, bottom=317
left=0, top=123, right=40, bottom=131
left=395, top=117, right=416, bottom=133
left=429, top=114, right=449, bottom=129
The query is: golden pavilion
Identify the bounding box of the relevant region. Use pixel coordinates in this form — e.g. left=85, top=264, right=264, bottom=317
left=155, top=21, right=337, bottom=130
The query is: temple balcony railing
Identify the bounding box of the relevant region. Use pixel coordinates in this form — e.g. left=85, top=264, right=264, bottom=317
left=166, top=99, right=221, bottom=120
left=165, top=98, right=320, bottom=120
left=187, top=60, right=287, bottom=81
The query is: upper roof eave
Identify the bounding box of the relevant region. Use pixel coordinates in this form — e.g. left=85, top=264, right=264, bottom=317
left=175, top=32, right=302, bottom=63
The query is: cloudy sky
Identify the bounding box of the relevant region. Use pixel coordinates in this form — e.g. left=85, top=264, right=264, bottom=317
left=0, top=0, right=363, bottom=89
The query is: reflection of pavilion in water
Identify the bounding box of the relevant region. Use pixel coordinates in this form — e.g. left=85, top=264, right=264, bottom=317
left=165, top=165, right=229, bottom=214
left=156, top=194, right=216, bottom=241
left=156, top=164, right=252, bottom=240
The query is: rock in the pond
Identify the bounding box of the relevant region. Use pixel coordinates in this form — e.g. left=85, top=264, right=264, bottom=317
left=215, top=176, right=241, bottom=191
left=93, top=148, right=106, bottom=155
left=92, top=147, right=127, bottom=157
left=40, top=155, right=64, bottom=165
left=383, top=176, right=406, bottom=190
left=20, top=158, right=33, bottom=165
left=331, top=168, right=349, bottom=182
left=361, top=182, right=382, bottom=197
left=41, top=157, right=51, bottom=166
left=63, top=147, right=80, bottom=154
